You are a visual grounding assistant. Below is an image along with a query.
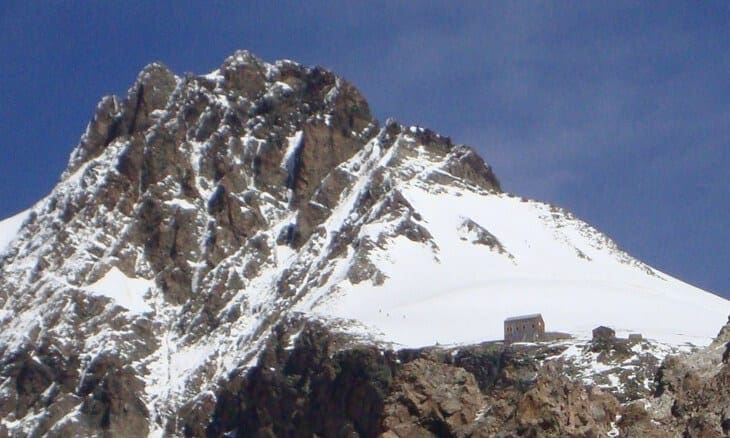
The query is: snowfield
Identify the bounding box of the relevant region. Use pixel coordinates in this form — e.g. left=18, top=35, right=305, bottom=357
left=299, top=183, right=729, bottom=348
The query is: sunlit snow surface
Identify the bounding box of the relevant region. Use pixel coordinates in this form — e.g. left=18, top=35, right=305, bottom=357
left=0, top=209, right=30, bottom=256
left=300, top=185, right=729, bottom=348
left=85, top=267, right=153, bottom=314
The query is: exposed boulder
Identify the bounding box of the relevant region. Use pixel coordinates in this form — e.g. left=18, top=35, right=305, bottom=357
left=458, top=218, right=510, bottom=256
left=442, top=145, right=501, bottom=192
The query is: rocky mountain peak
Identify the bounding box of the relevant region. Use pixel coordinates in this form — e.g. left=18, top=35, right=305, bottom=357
left=0, top=50, right=509, bottom=436
left=65, top=62, right=177, bottom=176
left=2, top=49, right=726, bottom=436
left=14, top=50, right=499, bottom=303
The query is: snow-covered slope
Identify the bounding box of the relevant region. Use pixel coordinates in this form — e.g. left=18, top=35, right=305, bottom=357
left=0, top=50, right=727, bottom=436
left=302, top=185, right=726, bottom=347
left=264, top=128, right=727, bottom=348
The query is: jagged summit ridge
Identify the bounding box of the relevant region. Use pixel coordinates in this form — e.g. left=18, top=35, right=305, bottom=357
left=0, top=50, right=727, bottom=436
left=2, top=49, right=499, bottom=296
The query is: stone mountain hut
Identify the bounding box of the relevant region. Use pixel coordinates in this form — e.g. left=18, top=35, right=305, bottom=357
left=504, top=313, right=545, bottom=344
left=592, top=326, right=616, bottom=342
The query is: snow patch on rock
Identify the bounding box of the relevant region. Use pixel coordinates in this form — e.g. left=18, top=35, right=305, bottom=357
left=0, top=209, right=30, bottom=255
left=85, top=267, right=153, bottom=314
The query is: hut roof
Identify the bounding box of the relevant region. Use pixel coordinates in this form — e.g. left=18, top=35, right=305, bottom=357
left=505, top=313, right=542, bottom=322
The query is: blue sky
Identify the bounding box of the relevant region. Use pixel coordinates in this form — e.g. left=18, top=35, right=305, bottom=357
left=1, top=1, right=728, bottom=298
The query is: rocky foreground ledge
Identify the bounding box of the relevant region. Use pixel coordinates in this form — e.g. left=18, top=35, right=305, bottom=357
left=180, top=315, right=729, bottom=437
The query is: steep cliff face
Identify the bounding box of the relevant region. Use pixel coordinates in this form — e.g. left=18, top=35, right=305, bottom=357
left=0, top=50, right=728, bottom=436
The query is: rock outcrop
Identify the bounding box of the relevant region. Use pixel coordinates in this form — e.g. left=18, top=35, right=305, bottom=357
left=612, top=316, right=730, bottom=437
left=198, top=321, right=625, bottom=437
left=383, top=359, right=483, bottom=437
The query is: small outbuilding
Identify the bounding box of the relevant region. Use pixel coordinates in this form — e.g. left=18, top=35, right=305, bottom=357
left=504, top=313, right=544, bottom=344
left=628, top=333, right=643, bottom=345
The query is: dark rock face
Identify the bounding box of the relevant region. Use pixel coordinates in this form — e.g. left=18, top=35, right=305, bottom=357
left=647, top=354, right=730, bottom=436
left=383, top=358, right=483, bottom=437
left=0, top=338, right=151, bottom=437
left=442, top=145, right=501, bottom=192
left=77, top=355, right=150, bottom=438
left=68, top=63, right=178, bottom=176
left=0, top=345, right=79, bottom=423
left=508, top=363, right=619, bottom=437
left=202, top=322, right=624, bottom=438
left=455, top=215, right=517, bottom=273
left=208, top=320, right=396, bottom=437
